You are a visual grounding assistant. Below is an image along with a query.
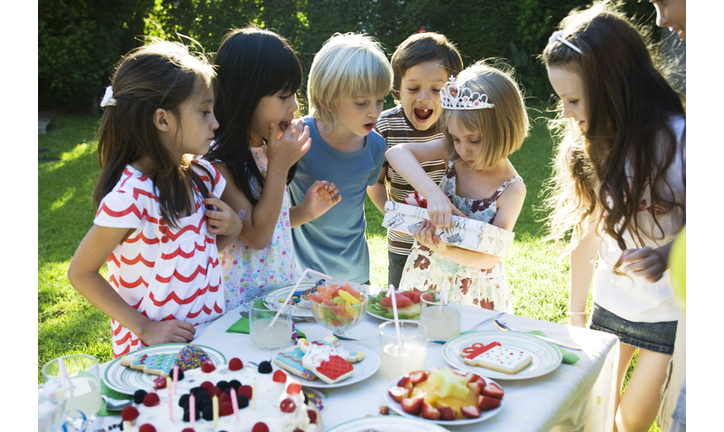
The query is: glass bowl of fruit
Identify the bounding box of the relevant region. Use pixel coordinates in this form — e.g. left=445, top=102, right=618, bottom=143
left=308, top=283, right=369, bottom=337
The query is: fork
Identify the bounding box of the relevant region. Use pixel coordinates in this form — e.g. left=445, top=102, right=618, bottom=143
left=428, top=312, right=505, bottom=344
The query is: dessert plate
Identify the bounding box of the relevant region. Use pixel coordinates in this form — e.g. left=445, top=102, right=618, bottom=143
left=277, top=344, right=380, bottom=389
left=384, top=374, right=505, bottom=425
left=442, top=331, right=562, bottom=380
left=103, top=344, right=226, bottom=395
left=366, top=288, right=421, bottom=321
left=328, top=415, right=450, bottom=432
left=263, top=284, right=317, bottom=318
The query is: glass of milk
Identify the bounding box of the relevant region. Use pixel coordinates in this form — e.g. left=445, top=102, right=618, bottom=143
left=250, top=303, right=293, bottom=351
left=42, top=354, right=102, bottom=426
left=379, top=320, right=427, bottom=379
left=420, top=290, right=462, bottom=342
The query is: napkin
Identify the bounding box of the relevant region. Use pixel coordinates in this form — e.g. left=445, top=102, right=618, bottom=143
left=98, top=380, right=132, bottom=416
left=226, top=299, right=306, bottom=340
left=526, top=330, right=580, bottom=364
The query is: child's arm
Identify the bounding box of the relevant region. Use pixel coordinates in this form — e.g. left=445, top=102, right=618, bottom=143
left=569, top=218, right=602, bottom=327
left=386, top=140, right=465, bottom=226
left=202, top=192, right=243, bottom=250
left=367, top=168, right=388, bottom=214
left=289, top=180, right=341, bottom=227
left=67, top=225, right=196, bottom=346
left=621, top=241, right=673, bottom=283
left=411, top=180, right=526, bottom=269
left=214, top=119, right=311, bottom=250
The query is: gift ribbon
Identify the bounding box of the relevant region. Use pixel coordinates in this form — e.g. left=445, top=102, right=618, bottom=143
left=461, top=341, right=501, bottom=359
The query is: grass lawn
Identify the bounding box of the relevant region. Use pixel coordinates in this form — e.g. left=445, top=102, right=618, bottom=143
left=37, top=108, right=659, bottom=431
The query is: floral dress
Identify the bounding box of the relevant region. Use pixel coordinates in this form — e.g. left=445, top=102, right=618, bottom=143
left=219, top=144, right=297, bottom=310
left=398, top=160, right=522, bottom=312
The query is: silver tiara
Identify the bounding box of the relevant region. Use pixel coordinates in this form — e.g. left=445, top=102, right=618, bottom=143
left=439, top=76, right=494, bottom=110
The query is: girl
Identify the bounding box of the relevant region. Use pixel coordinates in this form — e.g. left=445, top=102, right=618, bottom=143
left=387, top=61, right=529, bottom=313
left=67, top=40, right=243, bottom=358
left=205, top=27, right=341, bottom=310
left=543, top=3, right=685, bottom=431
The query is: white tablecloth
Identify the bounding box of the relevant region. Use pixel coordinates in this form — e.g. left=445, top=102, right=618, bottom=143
left=98, top=306, right=618, bottom=432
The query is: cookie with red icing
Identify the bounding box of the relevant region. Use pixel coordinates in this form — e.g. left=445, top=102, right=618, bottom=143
left=460, top=341, right=532, bottom=374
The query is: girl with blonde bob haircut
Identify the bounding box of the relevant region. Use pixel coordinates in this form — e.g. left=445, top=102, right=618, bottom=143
left=387, top=60, right=528, bottom=312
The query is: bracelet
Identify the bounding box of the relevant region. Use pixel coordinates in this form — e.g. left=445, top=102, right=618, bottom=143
left=237, top=209, right=247, bottom=221
left=567, top=311, right=587, bottom=315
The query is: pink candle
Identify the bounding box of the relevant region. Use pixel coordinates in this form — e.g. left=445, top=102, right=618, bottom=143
left=231, top=387, right=239, bottom=420
left=173, top=365, right=179, bottom=395
left=190, top=393, right=196, bottom=428
left=167, top=377, right=173, bottom=421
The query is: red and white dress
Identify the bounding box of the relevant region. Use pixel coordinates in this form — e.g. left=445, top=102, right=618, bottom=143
left=94, top=160, right=226, bottom=358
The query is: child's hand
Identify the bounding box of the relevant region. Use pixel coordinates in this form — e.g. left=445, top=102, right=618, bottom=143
left=302, top=180, right=342, bottom=220
left=425, top=192, right=466, bottom=227
left=621, top=246, right=668, bottom=283
left=139, top=319, right=196, bottom=346
left=267, top=119, right=311, bottom=170
left=413, top=220, right=446, bottom=253
left=202, top=193, right=243, bottom=238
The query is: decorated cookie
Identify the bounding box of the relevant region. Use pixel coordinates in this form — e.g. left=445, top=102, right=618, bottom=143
left=301, top=343, right=355, bottom=384
left=173, top=344, right=210, bottom=371
left=120, top=352, right=176, bottom=377
left=274, top=347, right=317, bottom=381
left=297, top=336, right=364, bottom=363
left=460, top=341, right=532, bottom=374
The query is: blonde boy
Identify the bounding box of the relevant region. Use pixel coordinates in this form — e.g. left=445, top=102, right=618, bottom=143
left=368, top=32, right=463, bottom=287
left=289, top=33, right=392, bottom=283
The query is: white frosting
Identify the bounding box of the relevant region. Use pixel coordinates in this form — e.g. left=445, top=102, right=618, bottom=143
left=130, top=364, right=315, bottom=432
left=301, top=344, right=349, bottom=369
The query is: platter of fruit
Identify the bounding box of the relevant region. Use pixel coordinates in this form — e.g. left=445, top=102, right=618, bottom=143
left=385, top=366, right=504, bottom=425
left=308, top=284, right=369, bottom=336
left=367, top=288, right=423, bottom=320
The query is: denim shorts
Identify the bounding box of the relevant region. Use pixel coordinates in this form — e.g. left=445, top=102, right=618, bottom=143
left=589, top=303, right=677, bottom=355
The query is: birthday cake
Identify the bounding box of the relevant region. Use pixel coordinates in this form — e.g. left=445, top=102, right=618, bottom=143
left=122, top=359, right=319, bottom=432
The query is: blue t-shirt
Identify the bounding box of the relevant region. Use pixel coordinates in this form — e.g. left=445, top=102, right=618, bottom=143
left=288, top=116, right=386, bottom=283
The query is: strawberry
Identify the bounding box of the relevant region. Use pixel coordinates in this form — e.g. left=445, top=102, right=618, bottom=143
left=481, top=383, right=505, bottom=399
left=121, top=406, right=139, bottom=421
left=273, top=369, right=287, bottom=383
left=466, top=373, right=482, bottom=383
left=307, top=410, right=318, bottom=424
left=238, top=384, right=253, bottom=399
left=460, top=405, right=481, bottom=419
left=438, top=406, right=456, bottom=421
left=387, top=386, right=410, bottom=403
left=409, top=370, right=430, bottom=384
left=142, top=392, right=160, bottom=407
left=400, top=397, right=424, bottom=415
left=252, top=423, right=270, bottom=432
left=201, top=359, right=216, bottom=373
left=478, top=394, right=502, bottom=411
left=467, top=381, right=484, bottom=395
left=228, top=358, right=243, bottom=371
left=286, top=382, right=302, bottom=395
left=397, top=376, right=413, bottom=389
left=138, top=425, right=156, bottom=432
left=421, top=402, right=441, bottom=420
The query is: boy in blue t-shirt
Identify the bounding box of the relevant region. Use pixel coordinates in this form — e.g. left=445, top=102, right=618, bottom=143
left=288, top=32, right=393, bottom=283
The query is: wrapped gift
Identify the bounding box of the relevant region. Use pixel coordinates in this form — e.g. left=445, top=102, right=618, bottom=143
left=381, top=200, right=514, bottom=257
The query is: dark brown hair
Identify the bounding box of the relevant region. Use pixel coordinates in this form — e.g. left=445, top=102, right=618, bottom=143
left=391, top=32, right=463, bottom=102
left=94, top=39, right=216, bottom=229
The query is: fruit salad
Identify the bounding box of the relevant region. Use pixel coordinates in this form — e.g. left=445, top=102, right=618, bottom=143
left=367, top=288, right=423, bottom=319
left=387, top=366, right=504, bottom=420
left=308, top=284, right=368, bottom=332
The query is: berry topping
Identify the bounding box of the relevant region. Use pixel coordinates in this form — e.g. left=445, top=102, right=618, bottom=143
left=202, top=405, right=214, bottom=420
left=307, top=410, right=318, bottom=424
left=143, top=392, right=160, bottom=407
left=219, top=401, right=234, bottom=416
left=121, top=406, right=139, bottom=421
left=258, top=361, right=273, bottom=374
left=133, top=389, right=147, bottom=404
left=216, top=380, right=230, bottom=391
left=139, top=425, right=156, bottom=432
left=238, top=385, right=253, bottom=399
left=252, top=422, right=270, bottom=432
left=219, top=392, right=231, bottom=404
left=229, top=379, right=241, bottom=390
left=280, top=397, right=296, bottom=413
left=182, top=429, right=194, bottom=432
left=286, top=382, right=302, bottom=395
left=237, top=395, right=249, bottom=409
left=178, top=394, right=189, bottom=408
left=153, top=376, right=167, bottom=390
left=273, top=369, right=287, bottom=383
left=228, top=358, right=243, bottom=371
left=176, top=369, right=184, bottom=380
left=200, top=381, right=214, bottom=390
left=201, top=359, right=216, bottom=373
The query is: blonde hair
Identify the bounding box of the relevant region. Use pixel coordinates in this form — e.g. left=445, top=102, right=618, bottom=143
left=307, top=33, right=392, bottom=127
left=441, top=61, right=529, bottom=170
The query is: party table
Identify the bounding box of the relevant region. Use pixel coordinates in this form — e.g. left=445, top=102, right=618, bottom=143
left=96, top=304, right=619, bottom=432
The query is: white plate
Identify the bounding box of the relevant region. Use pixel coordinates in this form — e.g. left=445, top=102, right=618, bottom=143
left=327, top=415, right=451, bottom=432
left=277, top=344, right=380, bottom=389
left=263, top=284, right=317, bottom=317
left=443, top=331, right=563, bottom=380
left=385, top=373, right=505, bottom=425
left=103, top=344, right=226, bottom=395
left=366, top=289, right=421, bottom=321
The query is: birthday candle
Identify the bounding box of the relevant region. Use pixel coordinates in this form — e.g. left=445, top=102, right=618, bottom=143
left=190, top=393, right=196, bottom=428
left=172, top=365, right=179, bottom=395
left=167, top=377, right=172, bottom=421
left=231, top=387, right=239, bottom=420
left=213, top=395, right=219, bottom=427
left=252, top=381, right=257, bottom=411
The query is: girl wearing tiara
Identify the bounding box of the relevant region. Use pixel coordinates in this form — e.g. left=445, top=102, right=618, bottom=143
left=387, top=60, right=528, bottom=312
left=543, top=3, right=685, bottom=431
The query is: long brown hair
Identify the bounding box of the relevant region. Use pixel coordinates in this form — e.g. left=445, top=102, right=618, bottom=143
left=94, top=40, right=216, bottom=229
left=543, top=2, right=685, bottom=262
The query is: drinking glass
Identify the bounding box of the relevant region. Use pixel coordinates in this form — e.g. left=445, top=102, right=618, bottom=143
left=379, top=320, right=427, bottom=379
left=42, top=354, right=102, bottom=430
left=250, top=303, right=293, bottom=352
left=38, top=383, right=65, bottom=432
left=420, top=290, right=462, bottom=342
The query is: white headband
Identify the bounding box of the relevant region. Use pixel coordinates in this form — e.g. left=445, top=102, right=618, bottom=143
left=549, top=30, right=582, bottom=55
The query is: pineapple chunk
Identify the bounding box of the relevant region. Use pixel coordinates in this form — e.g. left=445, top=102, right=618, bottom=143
left=426, top=367, right=470, bottom=400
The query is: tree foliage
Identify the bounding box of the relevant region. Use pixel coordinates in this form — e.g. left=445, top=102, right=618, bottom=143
left=39, top=0, right=658, bottom=111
